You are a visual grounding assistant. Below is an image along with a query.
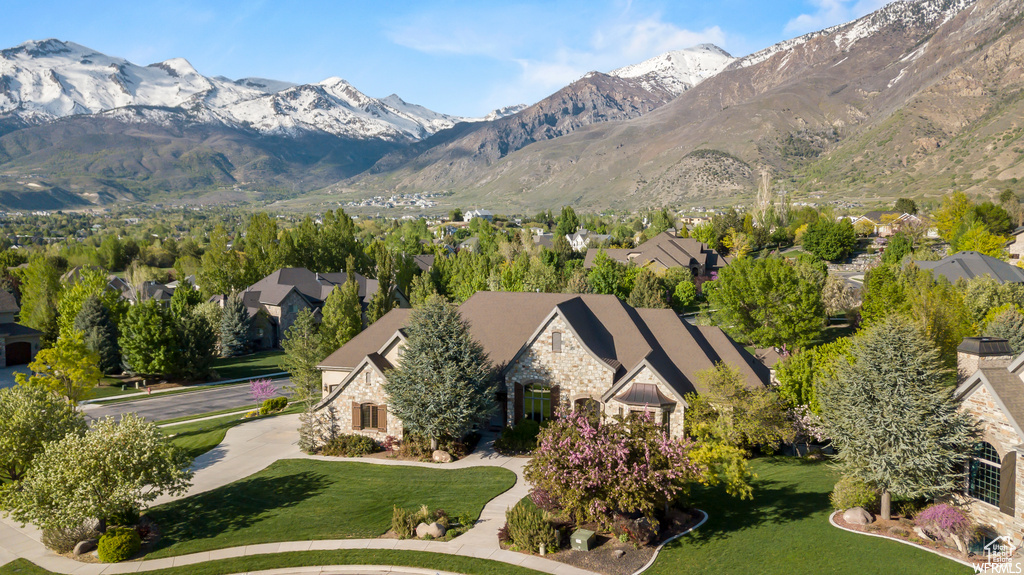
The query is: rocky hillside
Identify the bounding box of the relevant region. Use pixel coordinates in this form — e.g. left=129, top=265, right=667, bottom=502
left=346, top=0, right=1024, bottom=211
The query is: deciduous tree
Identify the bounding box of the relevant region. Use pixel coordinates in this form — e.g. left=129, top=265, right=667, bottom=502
left=120, top=299, right=178, bottom=376
left=0, top=385, right=85, bottom=483
left=16, top=331, right=102, bottom=403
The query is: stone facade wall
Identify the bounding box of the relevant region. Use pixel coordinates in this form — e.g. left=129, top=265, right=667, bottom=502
left=957, top=352, right=1015, bottom=385
left=268, top=291, right=312, bottom=341
left=960, top=384, right=1024, bottom=543
left=1009, top=236, right=1024, bottom=263
left=505, top=315, right=615, bottom=425
left=606, top=365, right=686, bottom=438
left=316, top=363, right=402, bottom=442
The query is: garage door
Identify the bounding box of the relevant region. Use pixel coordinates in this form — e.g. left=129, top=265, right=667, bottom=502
left=6, top=342, right=31, bottom=366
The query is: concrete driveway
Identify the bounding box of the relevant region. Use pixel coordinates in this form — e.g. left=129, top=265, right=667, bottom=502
left=0, top=364, right=31, bottom=389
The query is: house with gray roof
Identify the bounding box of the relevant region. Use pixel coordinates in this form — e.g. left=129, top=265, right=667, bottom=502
left=313, top=291, right=769, bottom=443
left=216, top=268, right=410, bottom=350
left=955, top=337, right=1024, bottom=546
left=584, top=232, right=728, bottom=278
left=912, top=251, right=1024, bottom=284
left=0, top=290, right=41, bottom=366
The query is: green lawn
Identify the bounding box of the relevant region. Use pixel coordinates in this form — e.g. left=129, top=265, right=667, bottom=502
left=144, top=459, right=517, bottom=558
left=163, top=406, right=300, bottom=460
left=647, top=457, right=972, bottom=575
left=212, top=350, right=286, bottom=381
left=0, top=551, right=542, bottom=575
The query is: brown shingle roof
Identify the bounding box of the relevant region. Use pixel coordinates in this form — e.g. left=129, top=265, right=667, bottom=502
left=0, top=290, right=19, bottom=315
left=318, top=292, right=769, bottom=398
left=978, top=367, right=1024, bottom=437
left=318, top=308, right=413, bottom=369
left=248, top=268, right=377, bottom=306
left=583, top=232, right=726, bottom=272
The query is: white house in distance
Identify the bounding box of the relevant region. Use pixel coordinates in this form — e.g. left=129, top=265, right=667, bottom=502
left=464, top=209, right=493, bottom=222
left=566, top=228, right=612, bottom=252
left=841, top=211, right=922, bottom=236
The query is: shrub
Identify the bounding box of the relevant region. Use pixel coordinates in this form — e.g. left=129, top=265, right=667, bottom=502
left=320, top=434, right=380, bottom=457
left=106, top=508, right=140, bottom=527
left=397, top=432, right=473, bottom=460
left=915, top=504, right=974, bottom=547
left=258, top=406, right=270, bottom=415
left=830, top=476, right=880, bottom=512
left=262, top=396, right=288, bottom=411
left=494, top=419, right=541, bottom=454
left=392, top=505, right=414, bottom=539
left=41, top=525, right=100, bottom=553
left=97, top=526, right=141, bottom=563
left=504, top=499, right=559, bottom=552
left=529, top=487, right=561, bottom=513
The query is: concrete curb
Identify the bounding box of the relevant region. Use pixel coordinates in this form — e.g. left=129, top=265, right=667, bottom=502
left=630, top=509, right=707, bottom=575
left=828, top=511, right=978, bottom=570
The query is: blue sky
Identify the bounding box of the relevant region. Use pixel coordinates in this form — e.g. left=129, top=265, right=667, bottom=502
left=3, top=0, right=889, bottom=116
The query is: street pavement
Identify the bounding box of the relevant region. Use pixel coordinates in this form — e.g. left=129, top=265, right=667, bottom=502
left=81, top=377, right=292, bottom=422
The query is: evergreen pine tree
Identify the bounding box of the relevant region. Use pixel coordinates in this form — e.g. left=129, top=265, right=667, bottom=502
left=556, top=206, right=580, bottom=237
left=627, top=269, right=668, bottom=309
left=73, top=296, right=121, bottom=374
left=818, top=316, right=976, bottom=520
left=175, top=310, right=218, bottom=380
left=985, top=306, right=1024, bottom=355
left=219, top=292, right=252, bottom=358
left=384, top=296, right=495, bottom=450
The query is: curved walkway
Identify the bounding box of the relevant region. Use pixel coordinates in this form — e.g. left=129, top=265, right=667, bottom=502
left=0, top=414, right=598, bottom=575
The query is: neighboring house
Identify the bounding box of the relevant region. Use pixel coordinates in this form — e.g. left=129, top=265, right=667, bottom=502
left=221, top=267, right=410, bottom=349
left=533, top=233, right=555, bottom=250
left=583, top=232, right=728, bottom=278
left=458, top=237, right=480, bottom=253
left=754, top=347, right=785, bottom=384
left=412, top=255, right=435, bottom=273
left=955, top=337, right=1024, bottom=545
left=0, top=290, right=41, bottom=366
left=1007, top=227, right=1024, bottom=262
left=314, top=292, right=769, bottom=442
left=464, top=209, right=494, bottom=222
left=845, top=211, right=921, bottom=237
left=566, top=228, right=612, bottom=252
left=911, top=251, right=1024, bottom=284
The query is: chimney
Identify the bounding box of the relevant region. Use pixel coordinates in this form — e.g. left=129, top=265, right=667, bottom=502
left=957, top=337, right=1015, bottom=384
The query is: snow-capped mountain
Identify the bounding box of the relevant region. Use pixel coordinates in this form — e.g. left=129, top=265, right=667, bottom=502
left=610, top=44, right=735, bottom=96
left=0, top=39, right=465, bottom=141
left=482, top=104, right=528, bottom=121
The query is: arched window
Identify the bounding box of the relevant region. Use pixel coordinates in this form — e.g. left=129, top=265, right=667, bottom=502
left=524, top=384, right=551, bottom=422
left=968, top=442, right=1001, bottom=506
left=575, top=398, right=601, bottom=422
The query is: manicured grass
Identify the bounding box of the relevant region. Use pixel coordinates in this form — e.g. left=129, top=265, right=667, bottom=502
left=157, top=405, right=260, bottom=425
left=0, top=551, right=543, bottom=575
left=162, top=406, right=301, bottom=460
left=144, top=459, right=517, bottom=558
left=647, top=457, right=972, bottom=575
left=87, top=383, right=147, bottom=400
left=211, top=350, right=286, bottom=381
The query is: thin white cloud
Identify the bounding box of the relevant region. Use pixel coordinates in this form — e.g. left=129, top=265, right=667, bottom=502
left=388, top=5, right=727, bottom=114
left=784, top=0, right=889, bottom=36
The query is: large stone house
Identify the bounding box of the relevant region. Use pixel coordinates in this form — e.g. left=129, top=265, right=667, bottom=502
left=955, top=337, right=1024, bottom=546
left=0, top=290, right=41, bottom=366
left=912, top=251, right=1024, bottom=285
left=583, top=232, right=728, bottom=278
left=314, top=292, right=769, bottom=442
left=222, top=268, right=410, bottom=349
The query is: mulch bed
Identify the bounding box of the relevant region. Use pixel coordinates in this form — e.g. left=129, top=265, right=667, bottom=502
left=832, top=513, right=985, bottom=568
left=507, top=509, right=704, bottom=575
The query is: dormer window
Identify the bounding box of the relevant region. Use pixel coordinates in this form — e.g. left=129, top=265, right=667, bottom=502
left=552, top=331, right=562, bottom=353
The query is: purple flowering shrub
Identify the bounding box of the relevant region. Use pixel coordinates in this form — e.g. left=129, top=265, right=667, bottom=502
left=914, top=504, right=974, bottom=546
left=249, top=378, right=276, bottom=406
left=529, top=487, right=561, bottom=513
left=524, top=407, right=703, bottom=526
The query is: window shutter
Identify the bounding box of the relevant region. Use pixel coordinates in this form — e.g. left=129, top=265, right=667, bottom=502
left=1000, top=451, right=1017, bottom=516
left=377, top=405, right=387, bottom=432
left=514, top=383, right=524, bottom=423
left=550, top=385, right=560, bottom=419
left=351, top=401, right=361, bottom=431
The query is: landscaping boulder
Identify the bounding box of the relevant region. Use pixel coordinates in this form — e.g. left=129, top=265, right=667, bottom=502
left=843, top=507, right=873, bottom=525
left=432, top=450, right=452, bottom=463
left=415, top=521, right=446, bottom=538
left=914, top=526, right=933, bottom=541
left=73, top=539, right=97, bottom=556
left=613, top=550, right=625, bottom=558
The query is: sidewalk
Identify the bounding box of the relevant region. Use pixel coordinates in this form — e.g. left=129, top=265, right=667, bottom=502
left=0, top=414, right=597, bottom=575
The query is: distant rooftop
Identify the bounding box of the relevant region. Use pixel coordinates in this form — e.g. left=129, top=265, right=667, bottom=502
left=911, top=251, right=1024, bottom=284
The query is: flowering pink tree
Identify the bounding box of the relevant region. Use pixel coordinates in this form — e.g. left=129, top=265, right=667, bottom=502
left=249, top=379, right=276, bottom=408
left=524, top=408, right=704, bottom=525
